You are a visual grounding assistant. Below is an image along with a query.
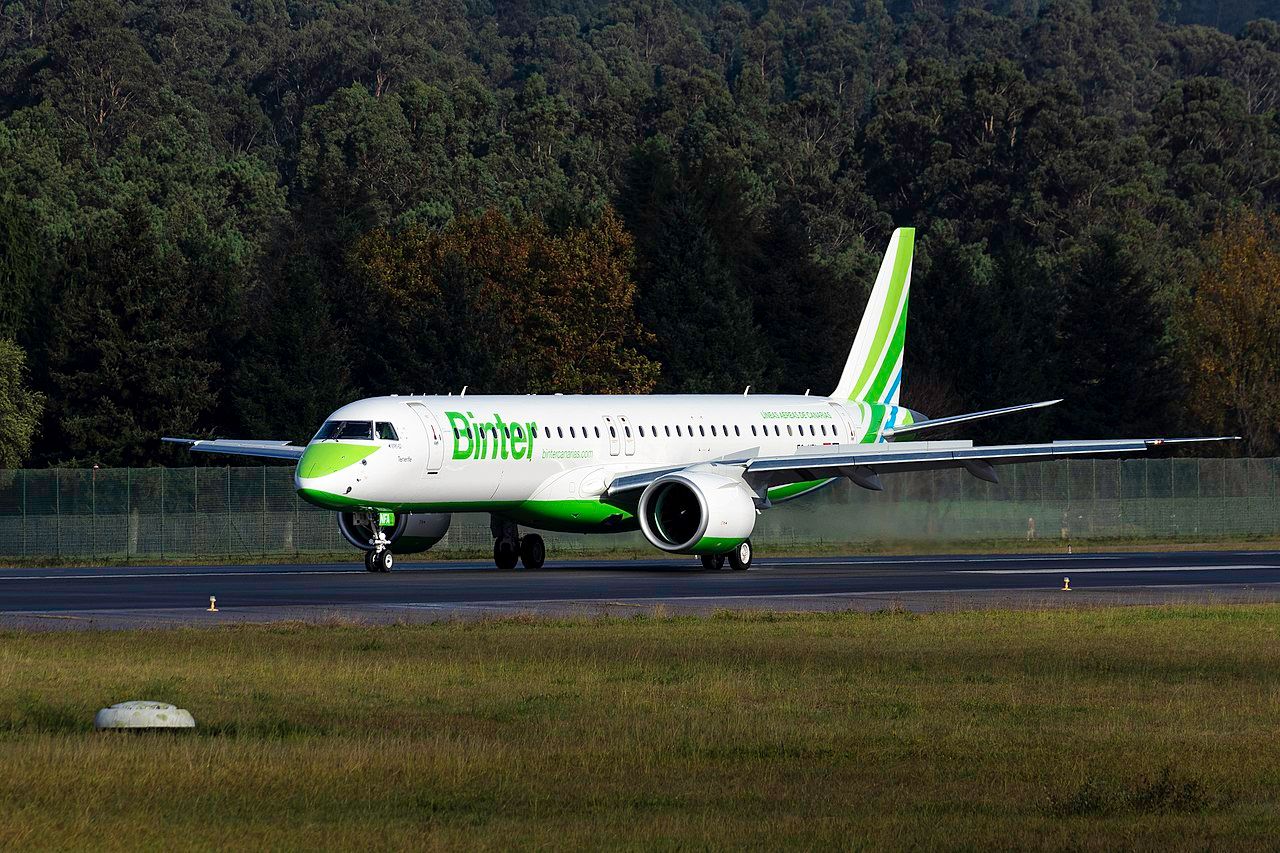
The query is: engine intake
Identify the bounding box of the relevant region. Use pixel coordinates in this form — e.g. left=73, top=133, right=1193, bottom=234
left=337, top=511, right=451, bottom=554
left=637, top=471, right=757, bottom=555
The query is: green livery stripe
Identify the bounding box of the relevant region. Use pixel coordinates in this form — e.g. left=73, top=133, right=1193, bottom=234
left=296, top=444, right=378, bottom=478
left=862, top=404, right=886, bottom=442
left=691, top=536, right=748, bottom=555
left=865, top=292, right=908, bottom=403
left=849, top=228, right=913, bottom=400
left=297, top=489, right=637, bottom=534
left=767, top=479, right=834, bottom=502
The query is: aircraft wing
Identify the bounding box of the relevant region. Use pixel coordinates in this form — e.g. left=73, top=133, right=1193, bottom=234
left=162, top=437, right=306, bottom=461
left=606, top=436, right=1237, bottom=497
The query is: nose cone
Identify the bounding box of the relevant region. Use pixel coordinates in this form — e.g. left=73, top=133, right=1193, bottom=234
left=296, top=443, right=378, bottom=479
left=294, top=442, right=379, bottom=509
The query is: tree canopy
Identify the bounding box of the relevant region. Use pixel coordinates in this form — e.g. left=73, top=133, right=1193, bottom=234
left=1, top=0, right=1278, bottom=464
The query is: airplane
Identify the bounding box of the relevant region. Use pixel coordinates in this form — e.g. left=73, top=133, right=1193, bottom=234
left=165, top=228, right=1233, bottom=573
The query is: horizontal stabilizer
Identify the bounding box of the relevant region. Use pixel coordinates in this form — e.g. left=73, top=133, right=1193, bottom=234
left=162, top=437, right=306, bottom=461
left=883, top=399, right=1062, bottom=439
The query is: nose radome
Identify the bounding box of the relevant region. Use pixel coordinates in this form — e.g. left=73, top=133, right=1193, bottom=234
left=297, top=443, right=379, bottom=479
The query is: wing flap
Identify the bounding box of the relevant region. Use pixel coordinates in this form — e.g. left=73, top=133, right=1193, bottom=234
left=604, top=436, right=1237, bottom=496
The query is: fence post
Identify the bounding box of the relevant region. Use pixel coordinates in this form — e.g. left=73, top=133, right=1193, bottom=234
left=125, top=467, right=131, bottom=558
left=294, top=479, right=300, bottom=558
left=91, top=467, right=97, bottom=560
left=262, top=465, right=267, bottom=556
left=20, top=469, right=26, bottom=559
left=55, top=468, right=60, bottom=557
left=160, top=467, right=166, bottom=559
left=226, top=466, right=232, bottom=558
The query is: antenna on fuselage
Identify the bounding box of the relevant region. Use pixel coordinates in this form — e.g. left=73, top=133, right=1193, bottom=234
left=743, top=385, right=751, bottom=395
left=460, top=386, right=468, bottom=396
left=805, top=389, right=811, bottom=395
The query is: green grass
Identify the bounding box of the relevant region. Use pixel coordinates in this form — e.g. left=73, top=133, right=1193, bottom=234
left=1, top=608, right=1279, bottom=849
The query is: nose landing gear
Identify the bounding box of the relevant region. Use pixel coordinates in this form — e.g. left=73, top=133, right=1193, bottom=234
left=364, top=549, right=394, bottom=573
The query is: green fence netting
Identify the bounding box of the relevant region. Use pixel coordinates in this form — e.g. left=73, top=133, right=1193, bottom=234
left=0, top=458, right=1276, bottom=559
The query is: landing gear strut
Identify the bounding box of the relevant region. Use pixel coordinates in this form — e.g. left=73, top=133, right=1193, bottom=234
left=353, top=511, right=394, bottom=573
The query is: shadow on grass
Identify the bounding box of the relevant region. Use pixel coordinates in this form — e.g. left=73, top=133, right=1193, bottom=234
left=1046, top=766, right=1233, bottom=817
left=0, top=697, right=86, bottom=734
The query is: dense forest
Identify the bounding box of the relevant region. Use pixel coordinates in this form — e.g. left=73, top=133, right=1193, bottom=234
left=1, top=0, right=1279, bottom=466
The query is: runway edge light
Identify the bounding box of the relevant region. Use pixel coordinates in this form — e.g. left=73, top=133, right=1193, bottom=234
left=1062, top=577, right=1071, bottom=591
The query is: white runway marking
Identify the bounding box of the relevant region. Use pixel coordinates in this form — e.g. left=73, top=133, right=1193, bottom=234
left=769, top=555, right=1122, bottom=567
left=961, top=564, right=1276, bottom=575
left=0, top=569, right=368, bottom=581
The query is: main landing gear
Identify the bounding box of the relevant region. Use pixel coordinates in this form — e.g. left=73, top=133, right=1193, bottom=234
left=491, top=515, right=545, bottom=571
left=700, top=539, right=753, bottom=571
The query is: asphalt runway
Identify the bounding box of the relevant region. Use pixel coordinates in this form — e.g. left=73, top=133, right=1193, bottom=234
left=3, top=549, right=1280, bottom=630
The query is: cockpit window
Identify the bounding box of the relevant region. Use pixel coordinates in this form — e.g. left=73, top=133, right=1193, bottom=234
left=314, top=420, right=373, bottom=441
left=375, top=422, right=399, bottom=441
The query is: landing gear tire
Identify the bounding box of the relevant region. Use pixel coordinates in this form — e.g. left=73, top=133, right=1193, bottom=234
left=728, top=539, right=753, bottom=571
left=519, top=534, right=546, bottom=570
left=700, top=554, right=726, bottom=571
left=366, top=549, right=393, bottom=573
left=494, top=539, right=520, bottom=571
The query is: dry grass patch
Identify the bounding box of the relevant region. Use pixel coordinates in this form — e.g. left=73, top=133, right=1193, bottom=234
left=0, top=607, right=1278, bottom=849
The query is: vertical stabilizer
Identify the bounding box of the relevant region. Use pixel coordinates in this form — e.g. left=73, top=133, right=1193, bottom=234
left=829, top=227, right=914, bottom=405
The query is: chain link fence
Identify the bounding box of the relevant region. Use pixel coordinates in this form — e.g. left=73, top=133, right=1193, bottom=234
left=0, top=458, right=1277, bottom=561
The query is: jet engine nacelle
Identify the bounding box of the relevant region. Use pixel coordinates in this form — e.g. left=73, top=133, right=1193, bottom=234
left=337, top=511, right=451, bottom=555
left=637, top=471, right=757, bottom=555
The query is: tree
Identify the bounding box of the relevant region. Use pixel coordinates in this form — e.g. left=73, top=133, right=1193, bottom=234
left=1181, top=210, right=1280, bottom=455
left=42, top=200, right=220, bottom=466
left=0, top=339, right=44, bottom=467
left=352, top=206, right=659, bottom=395
left=1054, top=231, right=1173, bottom=438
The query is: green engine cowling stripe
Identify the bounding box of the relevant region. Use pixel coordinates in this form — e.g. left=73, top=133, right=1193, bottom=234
left=690, top=536, right=748, bottom=555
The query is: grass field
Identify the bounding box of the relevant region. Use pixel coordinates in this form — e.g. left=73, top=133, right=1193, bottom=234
left=2, top=608, right=1278, bottom=849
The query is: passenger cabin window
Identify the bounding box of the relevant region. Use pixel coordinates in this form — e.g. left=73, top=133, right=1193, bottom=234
left=557, top=427, right=564, bottom=438
left=569, top=427, right=576, bottom=438
left=314, top=420, right=373, bottom=441
left=544, top=427, right=551, bottom=439
left=638, top=426, right=645, bottom=437
left=594, top=427, right=601, bottom=438
left=710, top=426, right=717, bottom=436
left=375, top=422, right=399, bottom=441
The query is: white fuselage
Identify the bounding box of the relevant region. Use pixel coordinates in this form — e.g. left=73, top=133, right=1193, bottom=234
left=293, top=393, right=910, bottom=532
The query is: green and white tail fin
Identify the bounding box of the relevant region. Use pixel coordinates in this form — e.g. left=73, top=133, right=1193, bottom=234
left=830, top=227, right=914, bottom=405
